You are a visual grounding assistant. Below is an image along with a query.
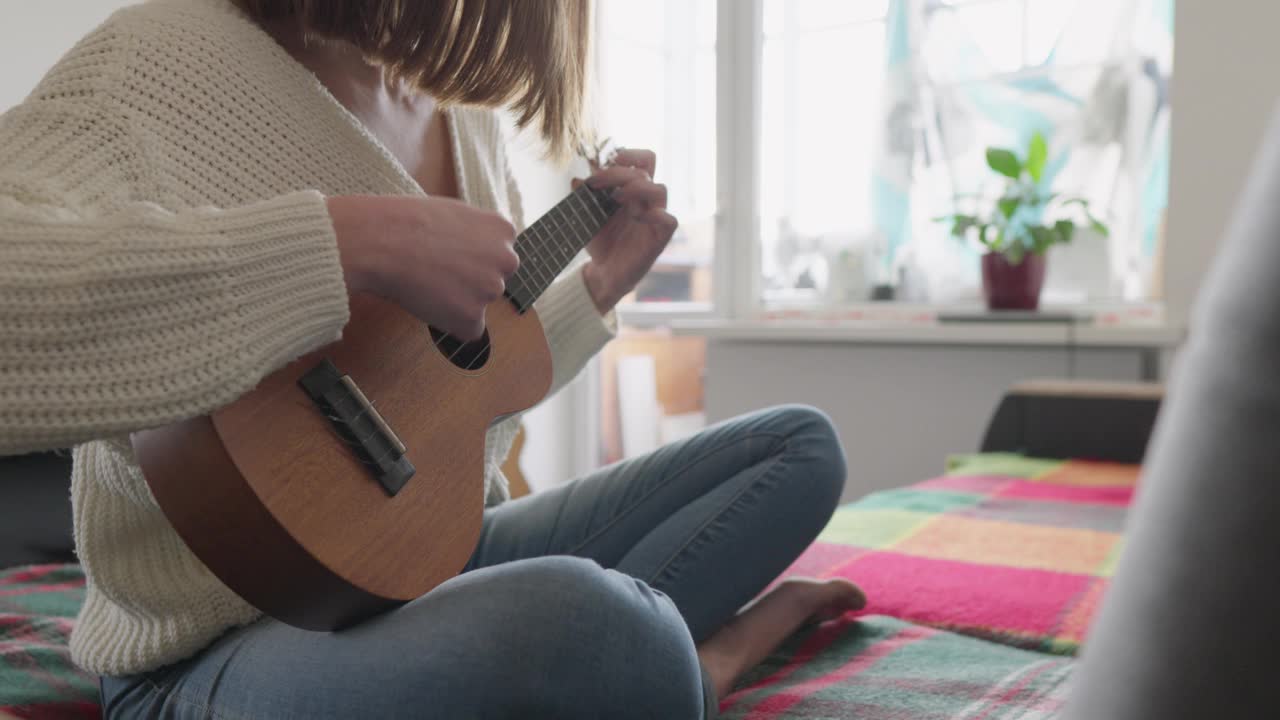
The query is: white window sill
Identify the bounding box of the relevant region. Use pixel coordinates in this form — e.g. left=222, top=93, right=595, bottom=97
left=670, top=309, right=1184, bottom=348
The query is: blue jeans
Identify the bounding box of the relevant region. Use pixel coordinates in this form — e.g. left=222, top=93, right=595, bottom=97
left=101, top=405, right=846, bottom=719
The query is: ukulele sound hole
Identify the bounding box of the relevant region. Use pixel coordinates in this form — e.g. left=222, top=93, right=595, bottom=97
left=430, top=327, right=491, bottom=370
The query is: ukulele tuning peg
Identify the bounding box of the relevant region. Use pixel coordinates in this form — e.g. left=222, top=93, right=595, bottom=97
left=579, top=136, right=618, bottom=171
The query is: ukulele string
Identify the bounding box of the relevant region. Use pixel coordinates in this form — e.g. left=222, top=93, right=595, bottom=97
left=431, top=141, right=618, bottom=366
left=438, top=183, right=617, bottom=371
left=473, top=185, right=614, bottom=368
left=456, top=189, right=589, bottom=365
left=446, top=221, right=559, bottom=369
left=430, top=141, right=618, bottom=367
left=429, top=194, right=564, bottom=366
left=321, top=398, right=405, bottom=469
left=448, top=203, right=596, bottom=370
left=283, top=387, right=402, bottom=470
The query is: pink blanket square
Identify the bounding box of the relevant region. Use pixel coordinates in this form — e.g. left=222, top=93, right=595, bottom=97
left=829, top=551, right=1094, bottom=637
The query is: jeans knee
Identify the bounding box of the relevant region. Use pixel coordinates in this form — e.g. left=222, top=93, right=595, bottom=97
left=773, top=404, right=847, bottom=509
left=511, top=557, right=706, bottom=716
left=535, top=556, right=690, bottom=649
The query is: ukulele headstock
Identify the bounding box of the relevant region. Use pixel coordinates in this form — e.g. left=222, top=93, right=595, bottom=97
left=579, top=136, right=619, bottom=172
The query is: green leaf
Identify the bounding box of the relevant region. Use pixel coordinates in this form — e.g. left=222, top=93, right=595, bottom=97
left=1089, top=217, right=1110, bottom=237
left=943, top=214, right=980, bottom=237
left=1054, top=219, right=1075, bottom=244
left=1029, top=226, right=1056, bottom=254
left=1060, top=198, right=1110, bottom=237
left=980, top=224, right=995, bottom=248
left=993, top=226, right=1008, bottom=252
left=1003, top=242, right=1025, bottom=264
left=986, top=148, right=1023, bottom=179
left=1026, top=132, right=1048, bottom=183
left=997, top=197, right=1020, bottom=219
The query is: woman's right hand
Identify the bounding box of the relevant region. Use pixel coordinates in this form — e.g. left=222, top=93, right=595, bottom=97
left=326, top=195, right=520, bottom=341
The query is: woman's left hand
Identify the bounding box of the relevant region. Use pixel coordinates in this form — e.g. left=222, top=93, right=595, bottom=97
left=579, top=149, right=678, bottom=313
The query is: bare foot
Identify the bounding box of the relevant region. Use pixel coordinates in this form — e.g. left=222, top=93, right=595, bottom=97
left=697, top=578, right=866, bottom=701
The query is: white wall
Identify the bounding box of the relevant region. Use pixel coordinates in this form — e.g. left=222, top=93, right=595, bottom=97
left=706, top=343, right=1147, bottom=500
left=1164, top=1, right=1280, bottom=327
left=0, top=1, right=138, bottom=111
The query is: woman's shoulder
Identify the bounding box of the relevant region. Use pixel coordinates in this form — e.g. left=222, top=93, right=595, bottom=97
left=25, top=0, right=280, bottom=108
left=107, top=0, right=257, bottom=34
left=74, top=0, right=258, bottom=52
left=103, top=0, right=297, bottom=76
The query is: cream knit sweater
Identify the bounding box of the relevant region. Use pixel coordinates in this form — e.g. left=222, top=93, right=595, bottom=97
left=0, top=0, right=615, bottom=676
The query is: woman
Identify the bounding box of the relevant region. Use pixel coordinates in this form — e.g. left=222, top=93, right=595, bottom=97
left=0, top=0, right=863, bottom=716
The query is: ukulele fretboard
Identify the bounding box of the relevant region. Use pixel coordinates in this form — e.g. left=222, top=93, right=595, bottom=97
left=505, top=183, right=620, bottom=312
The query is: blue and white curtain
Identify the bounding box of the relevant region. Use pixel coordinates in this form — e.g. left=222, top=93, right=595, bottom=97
left=873, top=0, right=1175, bottom=303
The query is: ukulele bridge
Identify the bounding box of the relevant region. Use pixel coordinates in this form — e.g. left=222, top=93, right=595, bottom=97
left=299, top=359, right=415, bottom=496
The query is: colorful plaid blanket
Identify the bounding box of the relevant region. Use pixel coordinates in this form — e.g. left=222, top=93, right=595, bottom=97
left=788, top=454, right=1136, bottom=654
left=0, top=564, right=97, bottom=720
left=721, top=616, right=1074, bottom=720
left=721, top=454, right=1137, bottom=718
left=2, top=454, right=1136, bottom=719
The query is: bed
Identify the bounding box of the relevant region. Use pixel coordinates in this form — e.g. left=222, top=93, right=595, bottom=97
left=0, top=381, right=1156, bottom=719
left=720, top=453, right=1135, bottom=719
left=0, top=565, right=95, bottom=719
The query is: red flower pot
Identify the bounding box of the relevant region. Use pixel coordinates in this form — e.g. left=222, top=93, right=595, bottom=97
left=982, top=252, right=1046, bottom=311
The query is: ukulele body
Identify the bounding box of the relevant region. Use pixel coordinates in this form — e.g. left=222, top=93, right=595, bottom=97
left=132, top=294, right=551, bottom=630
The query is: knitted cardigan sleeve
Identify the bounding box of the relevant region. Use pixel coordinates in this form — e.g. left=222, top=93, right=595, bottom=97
left=0, top=41, right=350, bottom=455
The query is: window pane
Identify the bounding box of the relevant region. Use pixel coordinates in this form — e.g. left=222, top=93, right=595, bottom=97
left=1029, top=0, right=1133, bottom=67
left=596, top=0, right=716, bottom=306
left=942, top=0, right=1026, bottom=74
left=795, top=0, right=890, bottom=29
left=761, top=0, right=889, bottom=305
left=759, top=0, right=1173, bottom=308
left=1024, top=0, right=1075, bottom=66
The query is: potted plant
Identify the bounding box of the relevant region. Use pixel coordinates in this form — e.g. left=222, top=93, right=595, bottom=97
left=940, top=132, right=1109, bottom=310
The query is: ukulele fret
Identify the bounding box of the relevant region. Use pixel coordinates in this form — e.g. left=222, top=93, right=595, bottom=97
left=505, top=184, right=621, bottom=312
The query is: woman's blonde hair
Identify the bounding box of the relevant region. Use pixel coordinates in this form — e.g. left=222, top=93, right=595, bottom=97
left=237, top=0, right=592, bottom=160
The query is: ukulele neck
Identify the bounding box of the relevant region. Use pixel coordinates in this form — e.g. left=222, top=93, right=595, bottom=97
left=505, top=183, right=619, bottom=312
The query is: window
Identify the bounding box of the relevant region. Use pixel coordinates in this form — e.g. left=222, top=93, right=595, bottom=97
left=596, top=0, right=1173, bottom=317
left=596, top=0, right=718, bottom=308
left=594, top=0, right=717, bottom=464
left=759, top=1, right=892, bottom=306
left=756, top=0, right=1174, bottom=308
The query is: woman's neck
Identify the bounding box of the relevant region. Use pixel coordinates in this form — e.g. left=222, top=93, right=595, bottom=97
left=253, top=16, right=456, bottom=198
left=257, top=17, right=437, bottom=116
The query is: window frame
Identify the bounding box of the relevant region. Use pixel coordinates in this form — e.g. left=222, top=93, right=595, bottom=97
left=613, top=0, right=762, bottom=328
left=613, top=0, right=1164, bottom=327
left=618, top=0, right=902, bottom=326
left=719, top=0, right=764, bottom=324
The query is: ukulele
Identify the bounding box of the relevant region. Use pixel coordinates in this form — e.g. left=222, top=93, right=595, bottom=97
left=132, top=181, right=621, bottom=630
